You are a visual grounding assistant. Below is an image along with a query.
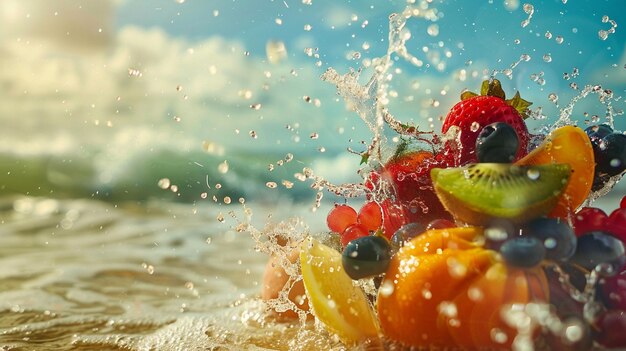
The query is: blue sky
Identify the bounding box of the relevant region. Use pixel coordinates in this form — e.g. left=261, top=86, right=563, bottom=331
left=1, top=0, right=625, bottom=196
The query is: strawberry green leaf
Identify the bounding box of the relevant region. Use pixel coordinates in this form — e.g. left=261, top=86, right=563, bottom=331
left=460, top=91, right=478, bottom=101
left=506, top=91, right=533, bottom=119
left=360, top=152, right=370, bottom=165
left=480, top=79, right=506, bottom=99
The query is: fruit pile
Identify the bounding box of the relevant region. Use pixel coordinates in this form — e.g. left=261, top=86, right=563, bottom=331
left=264, top=80, right=626, bottom=350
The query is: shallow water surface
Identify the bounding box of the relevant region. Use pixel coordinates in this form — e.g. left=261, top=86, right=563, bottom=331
left=0, top=196, right=341, bottom=350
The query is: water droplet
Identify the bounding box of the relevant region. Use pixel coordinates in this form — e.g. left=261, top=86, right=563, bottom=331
left=266, top=41, right=287, bottom=64
left=543, top=54, right=552, bottom=63
left=527, top=169, right=540, bottom=180
left=250, top=103, right=262, bottom=110
left=427, top=24, right=439, bottom=37
left=548, top=93, right=558, bottom=103
left=249, top=130, right=258, bottom=139
left=523, top=3, right=534, bottom=13
left=275, top=18, right=282, bottom=25
left=266, top=182, right=278, bottom=189
left=379, top=280, right=395, bottom=297
left=304, top=24, right=312, bottom=31
left=520, top=54, right=531, bottom=62
left=470, top=121, right=481, bottom=132
left=545, top=31, right=553, bottom=39
left=555, top=35, right=564, bottom=44
left=598, top=30, right=609, bottom=40
left=158, top=178, right=171, bottom=189
left=218, top=160, right=229, bottom=174
left=223, top=197, right=231, bottom=204
left=310, top=132, right=319, bottom=139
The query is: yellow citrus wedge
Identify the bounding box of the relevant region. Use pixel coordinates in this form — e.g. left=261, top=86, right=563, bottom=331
left=299, top=237, right=380, bottom=345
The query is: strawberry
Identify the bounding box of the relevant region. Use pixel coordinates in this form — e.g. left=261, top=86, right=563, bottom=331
left=366, top=148, right=453, bottom=235
left=442, top=79, right=532, bottom=166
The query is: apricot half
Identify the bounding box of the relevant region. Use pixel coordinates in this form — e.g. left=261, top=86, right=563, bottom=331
left=377, top=227, right=549, bottom=349
left=516, top=125, right=595, bottom=218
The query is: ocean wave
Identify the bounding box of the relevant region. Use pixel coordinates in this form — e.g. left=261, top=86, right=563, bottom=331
left=0, top=148, right=323, bottom=203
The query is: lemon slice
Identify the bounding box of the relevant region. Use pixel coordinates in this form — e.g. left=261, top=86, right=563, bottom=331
left=299, top=237, right=380, bottom=345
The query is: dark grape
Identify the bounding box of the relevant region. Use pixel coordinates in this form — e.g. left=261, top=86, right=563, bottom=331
left=523, top=217, right=576, bottom=261
left=596, top=133, right=626, bottom=177
left=573, top=207, right=608, bottom=236
left=342, top=236, right=392, bottom=280
left=475, top=122, right=520, bottom=163
left=484, top=218, right=516, bottom=251
left=585, top=124, right=613, bottom=142
left=570, top=231, right=626, bottom=276
left=391, top=222, right=426, bottom=250
left=600, top=269, right=626, bottom=310
left=500, top=236, right=546, bottom=268
left=595, top=309, right=626, bottom=348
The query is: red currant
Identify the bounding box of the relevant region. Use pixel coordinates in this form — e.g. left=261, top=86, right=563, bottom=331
left=340, top=223, right=369, bottom=247
left=607, top=207, right=626, bottom=240
left=379, top=200, right=407, bottom=239
left=357, top=201, right=383, bottom=232
left=327, top=204, right=358, bottom=233
left=573, top=207, right=608, bottom=236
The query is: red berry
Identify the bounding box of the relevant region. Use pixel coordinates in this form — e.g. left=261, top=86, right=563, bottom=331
left=600, top=269, right=626, bottom=310
left=380, top=199, right=408, bottom=239
left=366, top=150, right=453, bottom=228
left=607, top=207, right=626, bottom=240
left=340, top=223, right=369, bottom=247
left=327, top=204, right=358, bottom=233
left=621, top=195, right=626, bottom=209
left=357, top=201, right=383, bottom=232
left=425, top=218, right=456, bottom=230
left=442, top=95, right=529, bottom=166
left=573, top=207, right=608, bottom=236
left=595, top=309, right=626, bottom=348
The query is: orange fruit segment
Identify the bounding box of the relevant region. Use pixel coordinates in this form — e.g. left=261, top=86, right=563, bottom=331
left=378, top=227, right=494, bottom=348
left=299, top=238, right=379, bottom=345
left=516, top=125, right=594, bottom=218
left=377, top=227, right=550, bottom=349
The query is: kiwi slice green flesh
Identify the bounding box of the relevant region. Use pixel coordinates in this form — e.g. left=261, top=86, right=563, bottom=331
left=431, top=163, right=571, bottom=225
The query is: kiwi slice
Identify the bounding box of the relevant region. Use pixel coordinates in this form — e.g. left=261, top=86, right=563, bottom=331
left=431, top=163, right=571, bottom=225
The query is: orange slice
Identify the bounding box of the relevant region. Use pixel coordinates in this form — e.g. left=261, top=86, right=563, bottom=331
left=516, top=125, right=595, bottom=218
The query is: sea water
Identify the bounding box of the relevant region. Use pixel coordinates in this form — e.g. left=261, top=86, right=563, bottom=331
left=1, top=0, right=625, bottom=350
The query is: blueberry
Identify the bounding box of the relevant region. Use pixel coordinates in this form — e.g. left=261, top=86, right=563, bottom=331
left=570, top=231, right=626, bottom=276
left=390, top=222, right=426, bottom=250
left=522, top=217, right=576, bottom=261
left=500, top=236, right=546, bottom=268
left=596, top=133, right=626, bottom=177
left=585, top=124, right=613, bottom=142
left=342, top=236, right=392, bottom=280
left=476, top=122, right=520, bottom=163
